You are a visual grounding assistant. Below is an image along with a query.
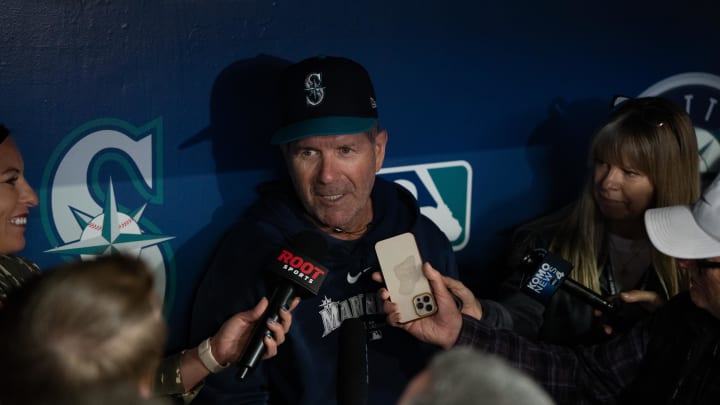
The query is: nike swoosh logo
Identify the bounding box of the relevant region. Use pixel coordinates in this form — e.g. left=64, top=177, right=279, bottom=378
left=347, top=266, right=373, bottom=284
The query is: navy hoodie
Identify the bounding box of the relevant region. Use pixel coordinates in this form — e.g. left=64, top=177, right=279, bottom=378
left=190, top=177, right=458, bottom=404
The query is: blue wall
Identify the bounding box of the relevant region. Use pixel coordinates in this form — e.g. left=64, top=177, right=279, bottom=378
left=2, top=0, right=720, bottom=352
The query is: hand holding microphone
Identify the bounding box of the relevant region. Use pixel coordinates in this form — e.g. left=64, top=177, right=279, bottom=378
left=212, top=296, right=299, bottom=365
left=598, top=289, right=662, bottom=334
left=236, top=231, right=329, bottom=380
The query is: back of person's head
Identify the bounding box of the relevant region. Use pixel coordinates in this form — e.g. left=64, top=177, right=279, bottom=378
left=398, top=347, right=555, bottom=405
left=0, top=254, right=167, bottom=404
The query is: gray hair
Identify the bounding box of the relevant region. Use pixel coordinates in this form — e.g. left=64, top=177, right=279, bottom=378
left=405, top=347, right=555, bottom=405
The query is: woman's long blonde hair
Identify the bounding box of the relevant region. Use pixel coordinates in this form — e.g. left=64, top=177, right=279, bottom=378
left=520, top=97, right=700, bottom=295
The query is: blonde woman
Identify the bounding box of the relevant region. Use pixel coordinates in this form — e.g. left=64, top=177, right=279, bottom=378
left=481, top=96, right=701, bottom=344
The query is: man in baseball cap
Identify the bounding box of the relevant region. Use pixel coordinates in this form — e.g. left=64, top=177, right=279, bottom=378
left=190, top=55, right=459, bottom=404
left=645, top=172, right=720, bottom=320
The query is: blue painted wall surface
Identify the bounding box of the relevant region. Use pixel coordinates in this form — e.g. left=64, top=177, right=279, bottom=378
left=2, top=1, right=719, bottom=352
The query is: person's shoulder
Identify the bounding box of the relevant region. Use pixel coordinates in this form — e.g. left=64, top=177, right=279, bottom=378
left=418, top=223, right=453, bottom=254
left=646, top=292, right=709, bottom=335
left=254, top=178, right=301, bottom=208
left=0, top=255, right=40, bottom=285
left=512, top=204, right=575, bottom=246
left=663, top=292, right=698, bottom=317
left=0, top=255, right=40, bottom=271
left=373, top=176, right=417, bottom=205
left=664, top=292, right=693, bottom=308
left=220, top=181, right=298, bottom=237
left=245, top=179, right=311, bottom=229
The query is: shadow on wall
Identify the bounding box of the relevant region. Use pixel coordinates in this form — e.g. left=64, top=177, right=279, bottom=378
left=525, top=97, right=609, bottom=209
left=169, top=54, right=292, bottom=350
left=465, top=97, right=608, bottom=298
left=180, top=53, right=290, bottom=177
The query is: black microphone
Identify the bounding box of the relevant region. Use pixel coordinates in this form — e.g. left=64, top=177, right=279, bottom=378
left=337, top=318, right=368, bottom=405
left=236, top=231, right=329, bottom=380
left=519, top=248, right=621, bottom=315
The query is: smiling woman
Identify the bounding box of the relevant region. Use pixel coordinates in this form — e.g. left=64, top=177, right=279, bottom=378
left=0, top=123, right=41, bottom=304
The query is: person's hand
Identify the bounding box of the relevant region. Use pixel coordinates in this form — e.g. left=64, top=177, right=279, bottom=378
left=596, top=290, right=663, bottom=335
left=211, top=296, right=301, bottom=364
left=442, top=275, right=483, bottom=320
left=177, top=297, right=301, bottom=392
left=594, top=308, right=614, bottom=335
left=374, top=262, right=463, bottom=349
left=617, top=289, right=664, bottom=311
left=371, top=266, right=483, bottom=320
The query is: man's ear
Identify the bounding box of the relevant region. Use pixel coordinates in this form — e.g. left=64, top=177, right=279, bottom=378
left=375, top=129, right=388, bottom=172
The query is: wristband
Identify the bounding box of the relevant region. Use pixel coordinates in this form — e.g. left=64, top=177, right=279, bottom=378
left=198, top=337, right=229, bottom=373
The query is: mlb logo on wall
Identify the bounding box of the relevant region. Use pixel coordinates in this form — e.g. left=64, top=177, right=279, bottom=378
left=379, top=161, right=472, bottom=251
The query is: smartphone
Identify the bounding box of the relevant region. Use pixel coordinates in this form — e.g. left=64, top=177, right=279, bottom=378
left=374, top=232, right=437, bottom=323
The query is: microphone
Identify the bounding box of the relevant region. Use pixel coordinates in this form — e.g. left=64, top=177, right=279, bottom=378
left=337, top=318, right=368, bottom=405
left=236, top=231, right=329, bottom=380
left=519, top=248, right=621, bottom=315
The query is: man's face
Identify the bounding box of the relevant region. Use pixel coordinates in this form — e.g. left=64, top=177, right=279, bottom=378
left=681, top=257, right=720, bottom=319
left=283, top=130, right=387, bottom=234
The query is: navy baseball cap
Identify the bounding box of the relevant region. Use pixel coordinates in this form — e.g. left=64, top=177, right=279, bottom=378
left=271, top=56, right=378, bottom=144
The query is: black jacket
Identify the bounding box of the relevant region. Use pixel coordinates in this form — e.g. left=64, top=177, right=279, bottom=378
left=620, top=293, right=720, bottom=404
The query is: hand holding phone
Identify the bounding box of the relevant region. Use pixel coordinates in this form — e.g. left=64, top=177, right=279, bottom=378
left=375, top=232, right=438, bottom=323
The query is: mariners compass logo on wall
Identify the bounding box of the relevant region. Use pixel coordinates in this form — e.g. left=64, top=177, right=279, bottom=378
left=40, top=118, right=176, bottom=309
left=639, top=72, right=720, bottom=185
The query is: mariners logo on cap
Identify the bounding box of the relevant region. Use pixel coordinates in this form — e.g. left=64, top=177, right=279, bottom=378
left=304, top=73, right=325, bottom=106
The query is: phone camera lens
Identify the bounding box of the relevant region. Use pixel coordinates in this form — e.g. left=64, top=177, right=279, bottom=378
left=423, top=296, right=430, bottom=303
